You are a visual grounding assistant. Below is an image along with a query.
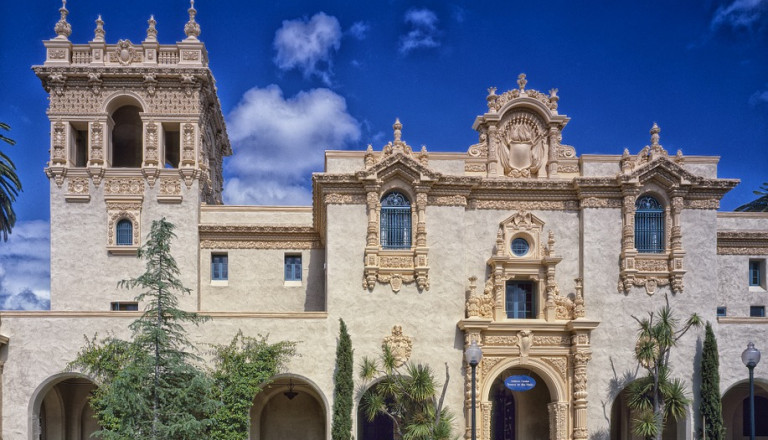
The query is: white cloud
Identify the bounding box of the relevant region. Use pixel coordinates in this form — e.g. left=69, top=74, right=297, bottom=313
left=0, top=219, right=50, bottom=310
left=223, top=85, right=361, bottom=205
left=273, top=12, right=342, bottom=85
left=348, top=21, right=369, bottom=40
left=399, top=8, right=441, bottom=54
left=749, top=88, right=768, bottom=106
left=711, top=0, right=768, bottom=31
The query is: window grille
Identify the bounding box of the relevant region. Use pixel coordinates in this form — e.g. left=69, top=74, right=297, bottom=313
left=511, top=237, right=530, bottom=256
left=380, top=192, right=412, bottom=249
left=750, top=260, right=762, bottom=286
left=211, top=254, right=228, bottom=280
left=116, top=219, right=133, bottom=246
left=285, top=255, right=302, bottom=281
left=635, top=196, right=665, bottom=253
left=506, top=281, right=535, bottom=319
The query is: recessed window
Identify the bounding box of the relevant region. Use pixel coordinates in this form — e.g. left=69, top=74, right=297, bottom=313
left=750, top=260, right=763, bottom=287
left=116, top=219, right=133, bottom=246
left=111, top=301, right=138, bottom=311
left=285, top=255, right=302, bottom=282
left=511, top=237, right=530, bottom=257
left=211, top=254, right=228, bottom=281
left=750, top=306, right=765, bottom=318
left=506, top=281, right=535, bottom=319
left=716, top=307, right=727, bottom=317
left=635, top=195, right=665, bottom=253
left=111, top=105, right=143, bottom=168
left=380, top=191, right=412, bottom=249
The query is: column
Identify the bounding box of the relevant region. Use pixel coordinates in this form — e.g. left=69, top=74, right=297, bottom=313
left=572, top=351, right=591, bottom=439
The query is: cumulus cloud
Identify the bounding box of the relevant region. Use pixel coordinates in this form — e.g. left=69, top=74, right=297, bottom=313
left=399, top=8, right=441, bottom=54
left=273, top=12, right=342, bottom=85
left=223, top=85, right=361, bottom=205
left=348, top=21, right=370, bottom=40
left=0, top=219, right=50, bottom=310
left=711, top=0, right=768, bottom=31
left=749, top=88, right=768, bottom=106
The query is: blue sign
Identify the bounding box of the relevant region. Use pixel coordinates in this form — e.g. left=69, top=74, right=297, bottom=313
left=504, top=375, right=536, bottom=391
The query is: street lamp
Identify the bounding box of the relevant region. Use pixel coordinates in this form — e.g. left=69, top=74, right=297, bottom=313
left=465, top=340, right=483, bottom=440
left=742, top=342, right=761, bottom=440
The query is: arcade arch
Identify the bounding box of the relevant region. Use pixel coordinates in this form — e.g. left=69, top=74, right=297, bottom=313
left=722, top=379, right=768, bottom=440
left=609, top=384, right=687, bottom=440
left=29, top=373, right=99, bottom=440
left=250, top=374, right=328, bottom=440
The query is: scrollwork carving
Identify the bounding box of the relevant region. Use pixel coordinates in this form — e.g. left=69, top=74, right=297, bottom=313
left=382, top=325, right=413, bottom=368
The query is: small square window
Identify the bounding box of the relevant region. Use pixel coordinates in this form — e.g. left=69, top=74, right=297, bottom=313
left=750, top=306, right=765, bottom=318
left=111, top=301, right=138, bottom=311
left=717, top=307, right=727, bottom=317
left=285, top=255, right=302, bottom=282
left=750, top=260, right=764, bottom=287
left=212, top=254, right=228, bottom=281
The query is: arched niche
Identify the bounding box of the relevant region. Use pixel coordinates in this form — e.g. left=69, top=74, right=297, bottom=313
left=722, top=379, right=768, bottom=440
left=250, top=374, right=328, bottom=440
left=28, top=372, right=99, bottom=440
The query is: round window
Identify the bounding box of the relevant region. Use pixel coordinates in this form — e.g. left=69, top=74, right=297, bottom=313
left=511, top=237, right=530, bottom=256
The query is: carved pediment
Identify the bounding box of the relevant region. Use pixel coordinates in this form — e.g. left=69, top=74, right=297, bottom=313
left=622, top=157, right=699, bottom=188
left=357, top=152, right=440, bottom=184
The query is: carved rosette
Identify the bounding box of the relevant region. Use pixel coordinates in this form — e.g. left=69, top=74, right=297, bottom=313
left=103, top=178, right=144, bottom=195
left=158, top=178, right=181, bottom=196
left=382, top=325, right=413, bottom=368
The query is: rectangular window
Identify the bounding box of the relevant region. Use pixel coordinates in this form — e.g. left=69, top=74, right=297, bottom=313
left=750, top=260, right=763, bottom=287
left=750, top=306, right=765, bottom=318
left=110, top=301, right=138, bottom=311
left=716, top=307, right=727, bottom=317
left=211, top=254, right=228, bottom=281
left=506, top=281, right=535, bottom=319
left=285, top=255, right=302, bottom=281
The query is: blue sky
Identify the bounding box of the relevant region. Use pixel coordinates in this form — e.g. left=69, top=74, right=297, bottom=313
left=0, top=0, right=766, bottom=308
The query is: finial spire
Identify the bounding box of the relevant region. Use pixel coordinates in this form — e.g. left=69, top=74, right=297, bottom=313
left=517, top=73, right=527, bottom=91
left=146, top=15, right=158, bottom=42
left=184, top=0, right=201, bottom=40
left=650, top=123, right=660, bottom=148
left=393, top=118, right=402, bottom=143
left=54, top=0, right=72, bottom=39
left=93, top=15, right=105, bottom=42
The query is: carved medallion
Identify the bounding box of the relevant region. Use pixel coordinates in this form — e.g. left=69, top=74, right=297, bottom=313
left=383, top=325, right=413, bottom=368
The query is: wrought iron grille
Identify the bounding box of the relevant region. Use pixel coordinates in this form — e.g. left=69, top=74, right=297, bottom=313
left=116, top=219, right=133, bottom=246
left=635, top=196, right=665, bottom=253
left=380, top=192, right=412, bottom=249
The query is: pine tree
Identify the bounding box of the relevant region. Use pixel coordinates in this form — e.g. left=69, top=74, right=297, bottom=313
left=700, top=322, right=724, bottom=440
left=71, top=218, right=217, bottom=439
left=331, top=319, right=354, bottom=440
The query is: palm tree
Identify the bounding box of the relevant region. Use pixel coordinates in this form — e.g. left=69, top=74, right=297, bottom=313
left=0, top=122, right=22, bottom=241
left=629, top=295, right=701, bottom=440
left=736, top=182, right=768, bottom=212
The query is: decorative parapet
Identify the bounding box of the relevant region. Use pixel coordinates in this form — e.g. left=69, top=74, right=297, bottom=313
left=470, top=74, right=573, bottom=179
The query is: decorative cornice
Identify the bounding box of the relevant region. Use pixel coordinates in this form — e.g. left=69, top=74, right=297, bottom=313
left=199, top=224, right=322, bottom=249
left=717, top=231, right=768, bottom=255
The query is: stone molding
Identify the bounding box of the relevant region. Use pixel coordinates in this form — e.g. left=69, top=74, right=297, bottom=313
left=199, top=224, right=321, bottom=250
left=717, top=231, right=768, bottom=255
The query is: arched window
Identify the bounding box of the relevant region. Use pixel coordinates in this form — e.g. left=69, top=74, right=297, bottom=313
left=635, top=195, right=664, bottom=253
left=116, top=219, right=133, bottom=246
left=380, top=192, right=411, bottom=249
left=111, top=105, right=143, bottom=167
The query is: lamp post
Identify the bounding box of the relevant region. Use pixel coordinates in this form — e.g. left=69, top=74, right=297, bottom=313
left=465, top=340, right=483, bottom=440
left=742, top=342, right=761, bottom=440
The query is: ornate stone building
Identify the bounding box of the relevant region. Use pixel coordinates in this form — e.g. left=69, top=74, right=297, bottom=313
left=1, top=3, right=767, bottom=439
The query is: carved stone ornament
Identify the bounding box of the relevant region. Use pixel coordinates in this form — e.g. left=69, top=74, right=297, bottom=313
left=106, top=201, right=141, bottom=247
left=103, top=178, right=144, bottom=195
left=112, top=40, right=140, bottom=65
left=382, top=325, right=413, bottom=368
left=498, top=111, right=547, bottom=178
left=67, top=177, right=89, bottom=195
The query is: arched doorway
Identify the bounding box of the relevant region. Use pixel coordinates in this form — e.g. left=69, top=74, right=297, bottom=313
left=357, top=381, right=395, bottom=440
left=250, top=375, right=327, bottom=440
left=30, top=373, right=99, bottom=440
left=489, top=369, right=550, bottom=440
left=610, top=385, right=682, bottom=440
left=722, top=380, right=768, bottom=440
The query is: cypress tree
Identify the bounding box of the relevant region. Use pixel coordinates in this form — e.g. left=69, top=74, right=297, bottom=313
left=700, top=322, right=724, bottom=440
left=331, top=318, right=354, bottom=440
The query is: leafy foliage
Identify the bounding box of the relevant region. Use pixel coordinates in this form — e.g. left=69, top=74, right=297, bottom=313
left=71, top=218, right=217, bottom=439
left=628, top=295, right=701, bottom=440
left=331, top=319, right=354, bottom=440
left=699, top=322, right=724, bottom=440
left=359, top=345, right=454, bottom=440
left=209, top=331, right=296, bottom=440
left=735, top=182, right=768, bottom=212
left=0, top=122, right=22, bottom=241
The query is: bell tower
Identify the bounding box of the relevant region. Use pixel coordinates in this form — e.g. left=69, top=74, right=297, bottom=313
left=34, top=1, right=231, bottom=310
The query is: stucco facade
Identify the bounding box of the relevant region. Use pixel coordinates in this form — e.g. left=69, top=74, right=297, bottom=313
left=2, top=4, right=768, bottom=440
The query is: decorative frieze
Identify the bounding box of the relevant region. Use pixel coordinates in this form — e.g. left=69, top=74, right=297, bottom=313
left=103, top=178, right=144, bottom=195
left=717, top=231, right=768, bottom=255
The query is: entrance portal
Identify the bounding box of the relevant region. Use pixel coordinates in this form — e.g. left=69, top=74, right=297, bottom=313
left=33, top=375, right=99, bottom=440
left=357, top=382, right=395, bottom=440
left=722, top=380, right=768, bottom=440
left=490, top=369, right=549, bottom=440
left=251, top=376, right=326, bottom=440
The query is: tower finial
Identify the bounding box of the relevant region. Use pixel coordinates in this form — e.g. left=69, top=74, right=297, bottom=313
left=650, top=122, right=660, bottom=148
left=93, top=15, right=105, bottom=42
left=146, top=15, right=158, bottom=42
left=184, top=0, right=201, bottom=40
left=54, top=0, right=72, bottom=39
left=393, top=118, right=402, bottom=143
